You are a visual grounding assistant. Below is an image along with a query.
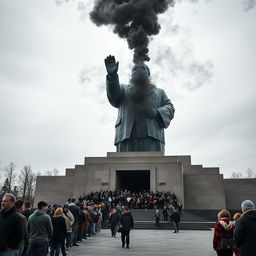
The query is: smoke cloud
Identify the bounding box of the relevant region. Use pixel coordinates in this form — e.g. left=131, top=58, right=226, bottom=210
left=243, top=0, right=256, bottom=11
left=90, top=0, right=175, bottom=63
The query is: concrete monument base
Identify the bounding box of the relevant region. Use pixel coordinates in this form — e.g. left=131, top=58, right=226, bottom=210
left=34, top=152, right=256, bottom=210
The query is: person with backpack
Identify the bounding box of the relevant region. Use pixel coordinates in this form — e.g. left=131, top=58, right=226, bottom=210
left=213, top=209, right=234, bottom=256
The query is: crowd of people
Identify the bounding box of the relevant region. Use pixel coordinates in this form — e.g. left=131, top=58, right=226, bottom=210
left=78, top=190, right=182, bottom=211
left=0, top=190, right=182, bottom=255
left=0, top=193, right=106, bottom=256
left=0, top=191, right=255, bottom=256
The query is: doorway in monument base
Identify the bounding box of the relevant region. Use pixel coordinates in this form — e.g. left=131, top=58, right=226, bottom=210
left=116, top=170, right=150, bottom=192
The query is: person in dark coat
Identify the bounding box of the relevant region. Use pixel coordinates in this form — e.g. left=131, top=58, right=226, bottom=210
left=68, top=199, right=81, bottom=246
left=172, top=210, right=180, bottom=233
left=15, top=200, right=27, bottom=256
left=22, top=202, right=34, bottom=220
left=0, top=193, right=23, bottom=255
left=109, top=208, right=120, bottom=238
left=234, top=200, right=256, bottom=256
left=120, top=208, right=134, bottom=249
left=50, top=208, right=67, bottom=256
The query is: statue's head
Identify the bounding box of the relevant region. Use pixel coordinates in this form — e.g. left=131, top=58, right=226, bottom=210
left=131, top=63, right=150, bottom=79
left=129, top=62, right=155, bottom=104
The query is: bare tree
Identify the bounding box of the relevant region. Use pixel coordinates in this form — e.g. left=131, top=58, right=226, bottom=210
left=245, top=168, right=255, bottom=178
left=4, top=162, right=16, bottom=193
left=52, top=168, right=59, bottom=176
left=19, top=165, right=36, bottom=202
left=45, top=168, right=59, bottom=176
left=230, top=171, right=244, bottom=179
left=45, top=170, right=53, bottom=176
left=230, top=168, right=256, bottom=179
left=0, top=178, right=10, bottom=195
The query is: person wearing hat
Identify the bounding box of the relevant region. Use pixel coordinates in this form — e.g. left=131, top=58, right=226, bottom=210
left=234, top=200, right=256, bottom=256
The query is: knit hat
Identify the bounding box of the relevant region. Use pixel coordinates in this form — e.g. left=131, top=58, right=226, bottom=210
left=241, top=200, right=255, bottom=211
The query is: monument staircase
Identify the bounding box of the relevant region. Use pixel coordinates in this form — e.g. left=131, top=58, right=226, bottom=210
left=129, top=209, right=215, bottom=230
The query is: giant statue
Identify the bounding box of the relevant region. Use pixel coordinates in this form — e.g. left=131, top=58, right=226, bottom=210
left=105, top=55, right=175, bottom=152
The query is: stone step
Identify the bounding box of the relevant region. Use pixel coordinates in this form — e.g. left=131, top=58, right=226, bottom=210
left=130, top=209, right=209, bottom=222
left=133, top=221, right=214, bottom=230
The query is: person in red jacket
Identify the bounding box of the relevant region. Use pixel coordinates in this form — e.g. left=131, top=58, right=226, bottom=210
left=213, top=209, right=234, bottom=256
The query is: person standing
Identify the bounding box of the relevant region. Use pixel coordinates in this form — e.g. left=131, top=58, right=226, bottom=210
left=155, top=209, right=160, bottom=229
left=82, top=207, right=90, bottom=240
left=50, top=208, right=67, bottom=256
left=109, top=208, right=120, bottom=238
left=167, top=205, right=178, bottom=233
left=15, top=200, right=27, bottom=256
left=213, top=209, right=234, bottom=256
left=172, top=209, right=180, bottom=233
left=27, top=201, right=53, bottom=256
left=22, top=202, right=33, bottom=220
left=21, top=202, right=33, bottom=256
left=234, top=200, right=256, bottom=256
left=0, top=193, right=23, bottom=256
left=62, top=205, right=74, bottom=249
left=232, top=213, right=241, bottom=256
left=120, top=208, right=134, bottom=249
left=68, top=199, right=81, bottom=246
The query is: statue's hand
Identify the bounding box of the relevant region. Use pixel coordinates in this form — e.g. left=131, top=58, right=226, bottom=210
left=146, top=108, right=158, bottom=119
left=105, top=55, right=119, bottom=77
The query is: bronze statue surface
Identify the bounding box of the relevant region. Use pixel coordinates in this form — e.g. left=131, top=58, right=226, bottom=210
left=105, top=55, right=175, bottom=152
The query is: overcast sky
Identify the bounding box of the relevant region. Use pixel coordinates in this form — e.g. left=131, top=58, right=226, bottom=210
left=0, top=0, right=255, bottom=180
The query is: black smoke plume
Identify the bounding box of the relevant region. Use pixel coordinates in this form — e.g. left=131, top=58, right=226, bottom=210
left=90, top=0, right=175, bottom=63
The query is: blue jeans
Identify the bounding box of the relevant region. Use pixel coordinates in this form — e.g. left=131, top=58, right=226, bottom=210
left=71, top=222, right=79, bottom=245
left=111, top=224, right=118, bottom=237
left=27, top=241, right=48, bottom=256
left=0, top=250, right=19, bottom=256
left=66, top=232, right=72, bottom=247
left=170, top=221, right=177, bottom=232
left=17, top=245, right=24, bottom=256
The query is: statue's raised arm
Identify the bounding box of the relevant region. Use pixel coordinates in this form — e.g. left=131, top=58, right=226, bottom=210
left=105, top=55, right=123, bottom=108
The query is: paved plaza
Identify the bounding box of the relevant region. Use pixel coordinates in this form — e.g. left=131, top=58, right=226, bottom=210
left=68, top=229, right=216, bottom=256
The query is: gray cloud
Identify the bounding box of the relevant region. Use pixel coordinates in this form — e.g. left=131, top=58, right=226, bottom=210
left=243, top=0, right=256, bottom=10
left=0, top=0, right=255, bottom=180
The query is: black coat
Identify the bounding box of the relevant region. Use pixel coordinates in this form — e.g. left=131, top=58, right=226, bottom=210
left=51, top=217, right=67, bottom=242
left=109, top=213, right=120, bottom=225
left=0, top=207, right=23, bottom=251
left=120, top=212, right=134, bottom=231
left=234, top=209, right=256, bottom=256
left=68, top=204, right=81, bottom=224
left=171, top=211, right=180, bottom=222
left=22, top=209, right=34, bottom=220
